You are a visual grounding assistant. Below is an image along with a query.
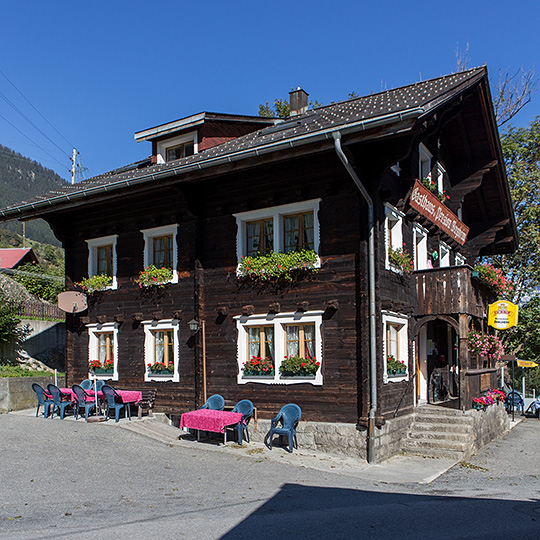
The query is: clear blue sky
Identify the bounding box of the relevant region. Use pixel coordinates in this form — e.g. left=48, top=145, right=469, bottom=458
left=0, top=1, right=538, bottom=183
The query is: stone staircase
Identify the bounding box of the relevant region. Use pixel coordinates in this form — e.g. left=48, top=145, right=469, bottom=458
left=401, top=405, right=474, bottom=460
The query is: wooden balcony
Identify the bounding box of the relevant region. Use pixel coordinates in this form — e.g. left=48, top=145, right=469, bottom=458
left=414, top=266, right=495, bottom=318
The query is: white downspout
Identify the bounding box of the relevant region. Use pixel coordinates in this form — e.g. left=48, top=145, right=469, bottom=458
left=333, top=131, right=378, bottom=463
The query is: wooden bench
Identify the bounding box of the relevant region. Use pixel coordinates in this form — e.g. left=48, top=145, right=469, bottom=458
left=130, top=389, right=157, bottom=419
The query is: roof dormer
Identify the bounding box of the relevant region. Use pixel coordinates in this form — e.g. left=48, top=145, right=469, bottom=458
left=135, top=112, right=276, bottom=164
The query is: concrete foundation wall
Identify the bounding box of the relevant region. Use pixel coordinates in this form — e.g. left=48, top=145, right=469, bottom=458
left=469, top=402, right=510, bottom=454
left=245, top=403, right=508, bottom=463
left=0, top=376, right=66, bottom=414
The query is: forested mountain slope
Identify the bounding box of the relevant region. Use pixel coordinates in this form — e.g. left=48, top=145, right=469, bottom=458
left=0, top=144, right=69, bottom=246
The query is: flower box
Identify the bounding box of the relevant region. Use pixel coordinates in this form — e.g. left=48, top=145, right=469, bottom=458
left=93, top=368, right=113, bottom=374
left=243, top=371, right=275, bottom=378
left=149, top=369, right=175, bottom=376
left=280, top=371, right=316, bottom=378
left=387, top=368, right=407, bottom=377
left=136, top=265, right=173, bottom=288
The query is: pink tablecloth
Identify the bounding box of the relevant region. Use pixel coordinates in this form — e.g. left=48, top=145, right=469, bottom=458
left=59, top=388, right=104, bottom=402
left=58, top=389, right=142, bottom=404
left=180, top=409, right=243, bottom=433
left=115, top=390, right=143, bottom=404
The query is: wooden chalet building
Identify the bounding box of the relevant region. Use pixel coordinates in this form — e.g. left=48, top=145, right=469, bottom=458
left=0, top=66, right=516, bottom=460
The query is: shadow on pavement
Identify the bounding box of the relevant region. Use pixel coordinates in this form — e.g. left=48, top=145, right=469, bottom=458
left=221, top=483, right=540, bottom=539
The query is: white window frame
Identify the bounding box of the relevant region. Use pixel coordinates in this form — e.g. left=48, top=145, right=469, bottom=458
left=142, top=319, right=180, bottom=383
left=439, top=240, right=451, bottom=267
left=87, top=322, right=119, bottom=381
left=384, top=203, right=405, bottom=272
left=141, top=224, right=179, bottom=284
left=455, top=252, right=466, bottom=266
left=233, top=199, right=321, bottom=262
left=235, top=311, right=324, bottom=386
left=419, top=143, right=432, bottom=181
left=412, top=223, right=429, bottom=271
left=436, top=163, right=445, bottom=195
left=86, top=235, right=118, bottom=290
left=156, top=132, right=198, bottom=164
left=382, top=311, right=409, bottom=384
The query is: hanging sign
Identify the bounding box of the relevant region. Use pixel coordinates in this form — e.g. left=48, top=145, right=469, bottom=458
left=488, top=300, right=518, bottom=330
left=516, top=360, right=537, bottom=368
left=409, top=180, right=469, bottom=245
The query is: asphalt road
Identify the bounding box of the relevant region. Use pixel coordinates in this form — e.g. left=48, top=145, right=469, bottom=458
left=1, top=410, right=539, bottom=539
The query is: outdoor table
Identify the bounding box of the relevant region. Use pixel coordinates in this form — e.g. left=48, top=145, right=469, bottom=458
left=115, top=390, right=143, bottom=404
left=179, top=409, right=243, bottom=444
left=59, top=388, right=104, bottom=402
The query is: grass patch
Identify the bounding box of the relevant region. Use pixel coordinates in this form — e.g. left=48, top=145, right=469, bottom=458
left=460, top=461, right=488, bottom=471
left=0, top=365, right=62, bottom=378
left=247, top=448, right=264, bottom=455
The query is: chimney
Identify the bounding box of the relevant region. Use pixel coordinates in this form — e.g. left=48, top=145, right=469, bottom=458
left=289, top=87, right=309, bottom=117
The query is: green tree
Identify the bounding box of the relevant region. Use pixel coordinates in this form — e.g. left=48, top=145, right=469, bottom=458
left=12, top=263, right=64, bottom=303
left=0, top=293, right=29, bottom=346
left=494, top=118, right=540, bottom=304
left=258, top=99, right=290, bottom=118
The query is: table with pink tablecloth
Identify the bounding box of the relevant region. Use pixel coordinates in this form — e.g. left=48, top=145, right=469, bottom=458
left=59, top=388, right=142, bottom=404
left=180, top=409, right=243, bottom=434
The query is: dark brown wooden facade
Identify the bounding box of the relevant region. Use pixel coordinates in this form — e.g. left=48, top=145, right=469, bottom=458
left=1, top=67, right=517, bottom=432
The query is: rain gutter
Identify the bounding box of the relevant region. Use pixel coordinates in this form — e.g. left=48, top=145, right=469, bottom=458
left=332, top=131, right=378, bottom=464
left=0, top=107, right=424, bottom=221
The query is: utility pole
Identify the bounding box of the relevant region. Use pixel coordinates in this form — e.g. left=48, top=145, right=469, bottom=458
left=71, top=148, right=77, bottom=185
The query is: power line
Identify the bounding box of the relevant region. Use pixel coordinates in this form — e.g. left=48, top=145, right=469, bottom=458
left=0, top=111, right=70, bottom=171
left=0, top=89, right=71, bottom=158
left=0, top=68, right=75, bottom=149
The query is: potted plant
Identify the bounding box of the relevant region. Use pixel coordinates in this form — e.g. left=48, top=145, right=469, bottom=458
left=242, top=357, right=275, bottom=376
left=467, top=329, right=504, bottom=361
left=147, top=362, right=175, bottom=375
left=421, top=177, right=449, bottom=202
left=135, top=265, right=173, bottom=288
left=76, top=274, right=113, bottom=293
left=472, top=263, right=514, bottom=298
left=238, top=249, right=318, bottom=282
left=388, top=246, right=413, bottom=275
left=386, top=355, right=406, bottom=376
left=279, top=355, right=320, bottom=377
left=89, top=359, right=114, bottom=374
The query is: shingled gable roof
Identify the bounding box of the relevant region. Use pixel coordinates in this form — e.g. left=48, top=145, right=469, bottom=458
left=0, top=67, right=488, bottom=221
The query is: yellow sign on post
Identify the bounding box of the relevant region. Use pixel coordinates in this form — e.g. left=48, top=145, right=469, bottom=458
left=488, top=300, right=519, bottom=330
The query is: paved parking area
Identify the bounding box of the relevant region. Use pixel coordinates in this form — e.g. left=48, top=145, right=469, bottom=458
left=1, top=409, right=539, bottom=539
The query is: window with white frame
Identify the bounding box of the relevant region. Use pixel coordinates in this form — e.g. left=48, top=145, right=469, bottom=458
left=413, top=223, right=429, bottom=271
left=455, top=252, right=466, bottom=266
left=141, top=224, right=179, bottom=284
left=436, top=163, right=445, bottom=195
left=382, top=312, right=409, bottom=383
left=86, top=235, right=118, bottom=289
left=234, top=199, right=321, bottom=261
left=87, top=322, right=119, bottom=380
left=235, top=311, right=323, bottom=385
left=384, top=203, right=404, bottom=271
left=439, top=241, right=451, bottom=267
left=156, top=133, right=197, bottom=164
left=419, top=143, right=432, bottom=181
left=143, top=319, right=180, bottom=382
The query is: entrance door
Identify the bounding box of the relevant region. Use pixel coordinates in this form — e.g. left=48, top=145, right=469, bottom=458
left=417, top=326, right=428, bottom=403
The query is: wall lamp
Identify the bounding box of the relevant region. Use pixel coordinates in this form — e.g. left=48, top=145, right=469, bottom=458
left=188, top=319, right=200, bottom=334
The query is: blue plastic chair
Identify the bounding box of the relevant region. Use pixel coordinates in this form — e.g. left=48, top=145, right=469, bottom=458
left=267, top=403, right=302, bottom=453
left=47, top=384, right=73, bottom=419
left=80, top=379, right=94, bottom=390
left=95, top=380, right=105, bottom=391
left=32, top=383, right=53, bottom=418
left=198, top=394, right=225, bottom=411
left=231, top=399, right=254, bottom=444
left=72, top=384, right=96, bottom=421
left=102, top=385, right=131, bottom=422
left=506, top=391, right=525, bottom=414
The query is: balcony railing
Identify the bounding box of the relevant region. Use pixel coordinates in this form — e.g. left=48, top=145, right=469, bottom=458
left=414, top=265, right=495, bottom=317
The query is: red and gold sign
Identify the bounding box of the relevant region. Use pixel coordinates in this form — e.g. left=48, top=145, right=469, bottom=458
left=409, top=180, right=469, bottom=245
